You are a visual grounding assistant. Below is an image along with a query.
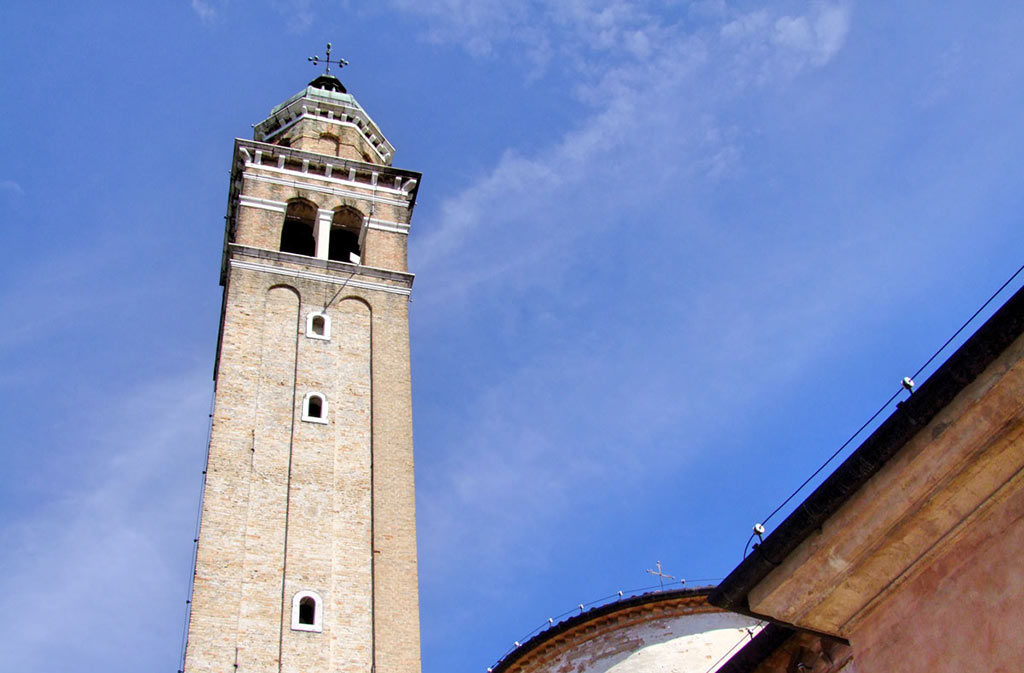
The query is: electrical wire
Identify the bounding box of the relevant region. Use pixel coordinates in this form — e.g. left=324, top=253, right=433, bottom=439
left=177, top=387, right=217, bottom=672
left=908, top=261, right=1024, bottom=383
left=751, top=260, right=1024, bottom=544
left=757, top=387, right=903, bottom=532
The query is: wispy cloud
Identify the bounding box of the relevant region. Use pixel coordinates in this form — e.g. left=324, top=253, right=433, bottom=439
left=0, top=242, right=129, bottom=357
left=190, top=0, right=219, bottom=23
left=412, top=3, right=852, bottom=298
left=0, top=179, right=23, bottom=196
left=722, top=3, right=851, bottom=83
left=387, top=0, right=669, bottom=74
left=394, top=4, right=858, bottom=586
left=0, top=370, right=211, bottom=670
left=773, top=5, right=851, bottom=66
left=270, top=0, right=314, bottom=32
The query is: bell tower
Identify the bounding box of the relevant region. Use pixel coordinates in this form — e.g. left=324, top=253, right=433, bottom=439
left=184, top=56, right=422, bottom=673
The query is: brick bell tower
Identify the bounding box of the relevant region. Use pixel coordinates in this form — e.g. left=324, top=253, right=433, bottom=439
left=184, top=54, right=422, bottom=673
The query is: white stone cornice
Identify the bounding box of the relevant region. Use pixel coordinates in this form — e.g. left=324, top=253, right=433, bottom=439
left=229, top=259, right=412, bottom=296
left=366, top=218, right=410, bottom=235
left=242, top=167, right=412, bottom=208
left=238, top=194, right=286, bottom=213
left=237, top=195, right=409, bottom=235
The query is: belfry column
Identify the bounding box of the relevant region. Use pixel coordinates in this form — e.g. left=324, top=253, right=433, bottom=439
left=315, top=209, right=331, bottom=259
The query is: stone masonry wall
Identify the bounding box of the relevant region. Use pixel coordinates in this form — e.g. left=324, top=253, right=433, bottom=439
left=186, top=95, right=420, bottom=673
left=185, top=259, right=420, bottom=673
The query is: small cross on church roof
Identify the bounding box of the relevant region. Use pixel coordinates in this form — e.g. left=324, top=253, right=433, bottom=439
left=645, top=560, right=677, bottom=591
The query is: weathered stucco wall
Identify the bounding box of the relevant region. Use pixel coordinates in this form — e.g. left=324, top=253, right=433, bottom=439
left=593, top=612, right=761, bottom=673
left=850, top=471, right=1024, bottom=673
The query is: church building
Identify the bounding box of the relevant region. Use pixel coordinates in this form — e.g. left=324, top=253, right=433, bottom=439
left=180, top=51, right=1024, bottom=673
left=182, top=57, right=423, bottom=673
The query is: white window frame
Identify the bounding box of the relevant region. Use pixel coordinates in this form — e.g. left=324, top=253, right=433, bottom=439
left=291, top=590, right=324, bottom=632
left=302, top=392, right=328, bottom=424
left=306, top=311, right=331, bottom=340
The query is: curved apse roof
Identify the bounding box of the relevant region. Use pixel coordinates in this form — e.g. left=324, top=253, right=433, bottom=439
left=490, top=586, right=753, bottom=673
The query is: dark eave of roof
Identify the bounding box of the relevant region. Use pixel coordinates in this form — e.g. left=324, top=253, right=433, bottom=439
left=715, top=623, right=795, bottom=673
left=491, top=586, right=714, bottom=673
left=708, top=282, right=1024, bottom=618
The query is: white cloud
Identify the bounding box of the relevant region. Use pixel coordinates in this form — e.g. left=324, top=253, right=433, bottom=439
left=397, top=2, right=862, bottom=593
left=383, top=0, right=666, bottom=74
left=387, top=0, right=532, bottom=57
left=271, top=0, right=314, bottom=32
left=413, top=4, right=852, bottom=294
left=190, top=0, right=218, bottom=22
left=720, top=9, right=771, bottom=40
left=722, top=3, right=851, bottom=84
left=0, top=243, right=126, bottom=355
left=773, top=4, right=851, bottom=67
left=0, top=179, right=23, bottom=195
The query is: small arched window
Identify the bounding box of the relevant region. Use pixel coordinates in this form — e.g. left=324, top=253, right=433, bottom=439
left=306, top=312, right=331, bottom=340
left=319, top=133, right=340, bottom=156
left=291, top=590, right=323, bottom=632
left=328, top=207, right=362, bottom=264
left=299, top=597, right=316, bottom=624
left=302, top=392, right=328, bottom=424
left=280, top=199, right=317, bottom=257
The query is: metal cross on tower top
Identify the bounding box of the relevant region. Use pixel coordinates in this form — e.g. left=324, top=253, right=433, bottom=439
left=644, top=560, right=676, bottom=591
left=308, top=43, right=349, bottom=75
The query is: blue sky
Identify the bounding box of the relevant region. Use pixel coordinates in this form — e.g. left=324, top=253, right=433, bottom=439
left=1, top=2, right=1023, bottom=672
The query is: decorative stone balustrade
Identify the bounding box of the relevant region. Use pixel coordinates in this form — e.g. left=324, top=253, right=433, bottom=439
left=235, top=139, right=420, bottom=197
